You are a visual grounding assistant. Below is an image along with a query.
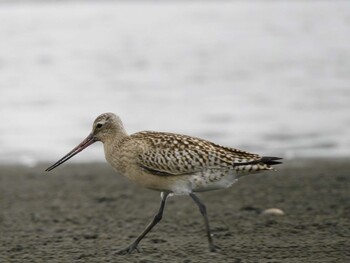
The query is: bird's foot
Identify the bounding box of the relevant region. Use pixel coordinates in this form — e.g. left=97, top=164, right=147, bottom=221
left=116, top=243, right=141, bottom=255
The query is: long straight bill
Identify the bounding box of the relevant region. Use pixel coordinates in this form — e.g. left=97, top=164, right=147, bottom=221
left=45, top=133, right=96, bottom=172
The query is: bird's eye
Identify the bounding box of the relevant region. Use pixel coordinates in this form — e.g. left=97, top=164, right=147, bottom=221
left=96, top=123, right=103, bottom=129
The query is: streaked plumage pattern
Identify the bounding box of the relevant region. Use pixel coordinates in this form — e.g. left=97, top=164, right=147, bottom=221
left=134, top=131, right=272, bottom=175
left=46, top=112, right=282, bottom=254
left=109, top=131, right=280, bottom=193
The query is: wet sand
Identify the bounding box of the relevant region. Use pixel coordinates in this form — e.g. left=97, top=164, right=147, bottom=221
left=1, top=159, right=349, bottom=262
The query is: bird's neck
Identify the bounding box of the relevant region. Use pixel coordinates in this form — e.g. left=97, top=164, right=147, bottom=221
left=107, top=128, right=128, bottom=147
left=103, top=130, right=128, bottom=169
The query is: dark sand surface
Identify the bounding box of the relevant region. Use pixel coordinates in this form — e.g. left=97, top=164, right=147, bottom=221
left=1, top=159, right=349, bottom=263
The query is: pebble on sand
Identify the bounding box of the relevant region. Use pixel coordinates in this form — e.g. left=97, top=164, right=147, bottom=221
left=261, top=208, right=285, bottom=216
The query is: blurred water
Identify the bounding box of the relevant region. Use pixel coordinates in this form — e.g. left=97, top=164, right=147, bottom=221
left=0, top=1, right=349, bottom=165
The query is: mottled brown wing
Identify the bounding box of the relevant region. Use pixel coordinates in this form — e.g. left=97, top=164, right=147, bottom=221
left=134, top=131, right=261, bottom=176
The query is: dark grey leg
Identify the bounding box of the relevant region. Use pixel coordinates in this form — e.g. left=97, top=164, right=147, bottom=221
left=190, top=193, right=216, bottom=252
left=117, top=192, right=169, bottom=255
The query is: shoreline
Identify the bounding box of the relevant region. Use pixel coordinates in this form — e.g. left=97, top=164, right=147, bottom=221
left=1, top=158, right=349, bottom=262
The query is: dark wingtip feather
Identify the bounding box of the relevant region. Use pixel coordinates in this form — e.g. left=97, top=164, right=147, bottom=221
left=234, top=156, right=283, bottom=166
left=260, top=156, right=283, bottom=165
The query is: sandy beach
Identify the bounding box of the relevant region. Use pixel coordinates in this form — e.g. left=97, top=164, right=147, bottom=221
left=0, top=159, right=349, bottom=262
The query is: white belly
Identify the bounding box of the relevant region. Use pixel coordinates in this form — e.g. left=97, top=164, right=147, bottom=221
left=170, top=169, right=239, bottom=195
left=191, top=171, right=238, bottom=192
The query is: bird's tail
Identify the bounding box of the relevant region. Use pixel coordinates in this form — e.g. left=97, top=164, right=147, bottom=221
left=260, top=156, right=283, bottom=166
left=234, top=156, right=283, bottom=174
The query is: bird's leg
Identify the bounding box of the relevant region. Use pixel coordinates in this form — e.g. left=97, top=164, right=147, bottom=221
left=117, top=192, right=169, bottom=255
left=189, top=193, right=217, bottom=252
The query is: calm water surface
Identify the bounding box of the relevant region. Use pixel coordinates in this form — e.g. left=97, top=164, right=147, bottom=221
left=0, top=1, right=349, bottom=165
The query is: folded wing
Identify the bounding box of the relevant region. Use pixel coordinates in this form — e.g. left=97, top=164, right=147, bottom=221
left=134, top=131, right=281, bottom=176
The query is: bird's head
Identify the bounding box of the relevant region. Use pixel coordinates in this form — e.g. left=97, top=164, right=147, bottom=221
left=92, top=112, right=125, bottom=143
left=45, top=112, right=126, bottom=172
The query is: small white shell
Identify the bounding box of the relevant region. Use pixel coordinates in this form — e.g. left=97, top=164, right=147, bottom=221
left=261, top=208, right=285, bottom=216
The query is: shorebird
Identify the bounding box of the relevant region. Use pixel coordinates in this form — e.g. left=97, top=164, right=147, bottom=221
left=46, top=112, right=282, bottom=254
